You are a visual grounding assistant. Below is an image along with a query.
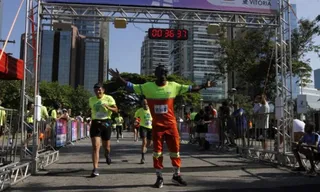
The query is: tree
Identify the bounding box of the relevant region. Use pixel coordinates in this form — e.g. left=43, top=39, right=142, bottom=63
left=39, top=81, right=73, bottom=108
left=216, top=16, right=320, bottom=100
left=105, top=73, right=201, bottom=116
left=39, top=81, right=92, bottom=115
left=70, top=85, right=92, bottom=116
left=0, top=80, right=21, bottom=109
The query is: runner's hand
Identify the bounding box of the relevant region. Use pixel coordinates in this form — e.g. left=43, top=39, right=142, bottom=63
left=205, top=80, right=216, bottom=88
left=108, top=68, right=121, bottom=79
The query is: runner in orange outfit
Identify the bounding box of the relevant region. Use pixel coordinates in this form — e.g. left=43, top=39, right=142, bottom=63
left=109, top=65, right=214, bottom=188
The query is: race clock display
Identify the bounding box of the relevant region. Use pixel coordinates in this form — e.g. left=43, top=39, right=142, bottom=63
left=148, top=28, right=188, bottom=40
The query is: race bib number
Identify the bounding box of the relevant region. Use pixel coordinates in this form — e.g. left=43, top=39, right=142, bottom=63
left=154, top=105, right=168, bottom=114
left=146, top=120, right=152, bottom=126
left=96, top=112, right=107, bottom=119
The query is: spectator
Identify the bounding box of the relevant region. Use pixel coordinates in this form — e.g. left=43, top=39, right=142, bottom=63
left=257, top=94, right=270, bottom=151
left=232, top=103, right=247, bottom=147
left=0, top=100, right=6, bottom=137
left=292, top=122, right=320, bottom=177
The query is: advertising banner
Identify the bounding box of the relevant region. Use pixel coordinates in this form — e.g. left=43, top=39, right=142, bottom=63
left=179, top=123, right=189, bottom=142
left=80, top=122, right=84, bottom=138
left=71, top=121, right=78, bottom=141
left=43, top=0, right=279, bottom=14
left=87, top=123, right=90, bottom=137
left=56, top=119, right=67, bottom=147
left=206, top=119, right=220, bottom=144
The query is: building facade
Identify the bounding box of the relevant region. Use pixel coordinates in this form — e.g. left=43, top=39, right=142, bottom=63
left=315, top=69, right=320, bottom=90
left=168, top=24, right=227, bottom=102
left=72, top=9, right=109, bottom=81
left=21, top=25, right=105, bottom=92
left=301, top=83, right=320, bottom=110
left=140, top=35, right=170, bottom=75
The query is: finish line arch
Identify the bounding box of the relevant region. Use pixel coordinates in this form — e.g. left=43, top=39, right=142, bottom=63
left=20, top=0, right=293, bottom=179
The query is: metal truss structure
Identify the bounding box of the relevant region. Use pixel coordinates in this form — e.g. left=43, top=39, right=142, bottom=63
left=16, top=0, right=293, bottom=189
left=41, top=2, right=279, bottom=27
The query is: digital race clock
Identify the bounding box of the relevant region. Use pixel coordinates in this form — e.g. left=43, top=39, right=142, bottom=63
left=148, top=28, right=188, bottom=40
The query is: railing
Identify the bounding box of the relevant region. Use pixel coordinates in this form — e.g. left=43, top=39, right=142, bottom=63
left=37, top=118, right=90, bottom=151
left=0, top=110, right=90, bottom=191
left=178, top=112, right=300, bottom=167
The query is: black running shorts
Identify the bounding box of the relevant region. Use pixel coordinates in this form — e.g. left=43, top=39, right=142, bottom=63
left=90, top=119, right=112, bottom=141
left=139, top=126, right=152, bottom=140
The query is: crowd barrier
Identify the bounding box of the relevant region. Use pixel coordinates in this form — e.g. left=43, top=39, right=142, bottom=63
left=37, top=118, right=90, bottom=150
left=0, top=113, right=91, bottom=191
left=178, top=112, right=300, bottom=167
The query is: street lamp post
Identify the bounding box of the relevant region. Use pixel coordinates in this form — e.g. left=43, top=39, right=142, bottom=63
left=200, top=98, right=203, bottom=109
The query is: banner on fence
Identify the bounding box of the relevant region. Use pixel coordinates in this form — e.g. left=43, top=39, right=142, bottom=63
left=180, top=123, right=189, bottom=141
left=206, top=120, right=220, bottom=144
left=71, top=121, right=78, bottom=141
left=87, top=124, right=90, bottom=137
left=80, top=123, right=84, bottom=138
left=56, top=119, right=67, bottom=147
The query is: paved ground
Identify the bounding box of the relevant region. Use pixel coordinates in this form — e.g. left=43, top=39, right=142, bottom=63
left=8, top=131, right=320, bottom=192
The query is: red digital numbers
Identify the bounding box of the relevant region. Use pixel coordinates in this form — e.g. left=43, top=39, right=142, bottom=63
left=151, top=29, right=163, bottom=38
left=148, top=28, right=188, bottom=40
left=165, top=29, right=175, bottom=38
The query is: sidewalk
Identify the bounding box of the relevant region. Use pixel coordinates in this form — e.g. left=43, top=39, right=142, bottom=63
left=8, top=131, right=320, bottom=192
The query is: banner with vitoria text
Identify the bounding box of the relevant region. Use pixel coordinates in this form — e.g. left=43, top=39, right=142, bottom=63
left=42, top=0, right=279, bottom=14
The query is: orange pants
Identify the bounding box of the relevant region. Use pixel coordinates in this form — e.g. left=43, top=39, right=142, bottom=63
left=153, top=126, right=181, bottom=170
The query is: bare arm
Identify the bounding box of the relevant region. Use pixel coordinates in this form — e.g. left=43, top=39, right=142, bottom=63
left=105, top=104, right=118, bottom=113
left=190, top=81, right=216, bottom=92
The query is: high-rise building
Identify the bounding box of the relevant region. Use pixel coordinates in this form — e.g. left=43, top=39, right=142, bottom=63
left=21, top=25, right=105, bottom=92
left=140, top=35, right=170, bottom=75
left=169, top=25, right=227, bottom=102
left=0, top=0, right=3, bottom=39
left=73, top=9, right=109, bottom=81
left=315, top=69, right=320, bottom=90
left=83, top=37, right=105, bottom=92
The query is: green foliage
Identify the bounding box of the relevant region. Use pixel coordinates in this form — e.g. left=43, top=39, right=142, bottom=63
left=0, top=80, right=21, bottom=109
left=216, top=16, right=320, bottom=100
left=105, top=73, right=201, bottom=116
left=39, top=81, right=73, bottom=108
left=70, top=86, right=92, bottom=116
left=39, top=81, right=92, bottom=115
left=232, top=93, right=253, bottom=116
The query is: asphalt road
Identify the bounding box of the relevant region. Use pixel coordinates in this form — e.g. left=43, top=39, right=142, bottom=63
left=8, top=131, right=320, bottom=192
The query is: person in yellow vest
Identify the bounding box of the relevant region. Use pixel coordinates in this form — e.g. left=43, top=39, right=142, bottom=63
left=115, top=113, right=124, bottom=143
left=41, top=105, right=49, bottom=121
left=135, top=97, right=153, bottom=164
left=89, top=83, right=118, bottom=177
left=0, top=99, right=6, bottom=137
left=25, top=102, right=34, bottom=147
left=111, top=120, right=117, bottom=136
left=189, top=108, right=198, bottom=143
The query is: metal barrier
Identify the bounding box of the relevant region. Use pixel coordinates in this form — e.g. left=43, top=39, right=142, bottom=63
left=179, top=112, right=300, bottom=168
left=0, top=108, right=31, bottom=191
left=0, top=110, right=90, bottom=191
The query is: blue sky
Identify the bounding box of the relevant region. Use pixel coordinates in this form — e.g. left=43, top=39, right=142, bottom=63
left=1, top=0, right=319, bottom=79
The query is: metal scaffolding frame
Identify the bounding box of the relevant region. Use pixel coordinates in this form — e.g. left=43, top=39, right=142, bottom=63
left=19, top=0, right=293, bottom=183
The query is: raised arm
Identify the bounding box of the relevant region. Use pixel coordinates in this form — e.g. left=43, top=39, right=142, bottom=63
left=109, top=68, right=144, bottom=94
left=190, top=80, right=216, bottom=92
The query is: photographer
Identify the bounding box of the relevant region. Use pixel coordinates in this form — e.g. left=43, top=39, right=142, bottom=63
left=219, top=100, right=236, bottom=147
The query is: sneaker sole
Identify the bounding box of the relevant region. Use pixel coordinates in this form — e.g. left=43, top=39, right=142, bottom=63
left=154, top=182, right=163, bottom=188
left=171, top=179, right=186, bottom=186
left=91, top=173, right=99, bottom=177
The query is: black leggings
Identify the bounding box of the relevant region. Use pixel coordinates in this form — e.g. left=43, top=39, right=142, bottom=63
left=116, top=126, right=123, bottom=139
